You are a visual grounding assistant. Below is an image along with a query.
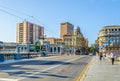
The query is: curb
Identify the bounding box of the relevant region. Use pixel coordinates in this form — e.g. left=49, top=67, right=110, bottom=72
left=75, top=56, right=94, bottom=81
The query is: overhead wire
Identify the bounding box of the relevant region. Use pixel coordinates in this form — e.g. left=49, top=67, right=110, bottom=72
left=0, top=5, right=33, bottom=18
left=0, top=5, right=60, bottom=38
left=0, top=8, right=24, bottom=20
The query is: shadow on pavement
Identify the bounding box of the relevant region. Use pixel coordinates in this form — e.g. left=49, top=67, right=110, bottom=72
left=39, top=73, right=70, bottom=78
left=0, top=60, right=72, bottom=66
left=0, top=60, right=72, bottom=79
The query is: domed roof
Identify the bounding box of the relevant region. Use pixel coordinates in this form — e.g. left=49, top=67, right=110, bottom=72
left=76, top=26, right=81, bottom=33
left=74, top=26, right=83, bottom=37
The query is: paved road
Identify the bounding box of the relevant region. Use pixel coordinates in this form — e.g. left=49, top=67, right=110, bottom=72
left=0, top=55, right=92, bottom=81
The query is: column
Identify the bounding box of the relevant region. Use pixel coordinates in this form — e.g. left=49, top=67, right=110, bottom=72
left=52, top=46, right=54, bottom=53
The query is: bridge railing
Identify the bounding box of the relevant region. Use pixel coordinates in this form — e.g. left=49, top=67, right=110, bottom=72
left=0, top=52, right=62, bottom=62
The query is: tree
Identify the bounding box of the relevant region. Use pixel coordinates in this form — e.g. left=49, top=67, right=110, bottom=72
left=88, top=47, right=94, bottom=53
left=35, top=41, right=41, bottom=52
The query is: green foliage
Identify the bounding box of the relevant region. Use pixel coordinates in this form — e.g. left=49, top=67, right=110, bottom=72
left=35, top=41, right=41, bottom=52
left=36, top=46, right=40, bottom=52
left=88, top=47, right=94, bottom=53
left=41, top=45, right=46, bottom=51
left=35, top=41, right=40, bottom=46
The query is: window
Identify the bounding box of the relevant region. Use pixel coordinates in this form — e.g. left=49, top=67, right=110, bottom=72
left=119, top=29, right=120, bottom=31
left=112, top=29, right=114, bottom=31
left=115, top=29, right=117, bottom=31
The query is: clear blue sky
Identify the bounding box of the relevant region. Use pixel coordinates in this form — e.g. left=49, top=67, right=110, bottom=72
left=0, top=0, right=120, bottom=45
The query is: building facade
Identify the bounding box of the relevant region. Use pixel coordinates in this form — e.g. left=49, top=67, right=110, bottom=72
left=97, top=25, right=120, bottom=53
left=16, top=21, right=44, bottom=44
left=84, top=39, right=89, bottom=50
left=60, top=22, right=74, bottom=39
left=0, top=42, right=17, bottom=53
left=63, top=26, right=85, bottom=53
left=44, top=37, right=62, bottom=44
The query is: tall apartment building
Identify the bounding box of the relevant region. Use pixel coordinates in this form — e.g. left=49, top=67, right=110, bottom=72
left=60, top=22, right=74, bottom=39
left=16, top=21, right=44, bottom=44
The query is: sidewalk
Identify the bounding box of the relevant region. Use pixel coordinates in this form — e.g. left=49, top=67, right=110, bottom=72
left=83, top=55, right=120, bottom=81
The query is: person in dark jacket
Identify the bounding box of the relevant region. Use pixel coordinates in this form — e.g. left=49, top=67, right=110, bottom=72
left=99, top=52, right=103, bottom=61
left=110, top=51, right=116, bottom=65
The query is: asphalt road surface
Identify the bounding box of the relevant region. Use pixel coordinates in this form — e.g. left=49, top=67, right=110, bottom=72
left=0, top=55, right=92, bottom=81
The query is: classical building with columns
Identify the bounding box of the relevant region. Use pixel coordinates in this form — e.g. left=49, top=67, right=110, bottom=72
left=63, top=26, right=85, bottom=54
left=44, top=37, right=62, bottom=44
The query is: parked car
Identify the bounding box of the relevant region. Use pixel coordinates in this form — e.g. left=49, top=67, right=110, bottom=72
left=89, top=53, right=93, bottom=56
left=75, top=50, right=81, bottom=55
left=41, top=52, right=48, bottom=57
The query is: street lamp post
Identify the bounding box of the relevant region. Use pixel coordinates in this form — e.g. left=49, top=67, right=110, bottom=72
left=108, top=29, right=110, bottom=55
left=27, top=41, right=30, bottom=58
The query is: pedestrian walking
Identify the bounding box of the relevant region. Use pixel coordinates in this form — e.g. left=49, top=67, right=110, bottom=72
left=99, top=52, right=103, bottom=61
left=110, top=51, right=116, bottom=65
left=103, top=52, right=106, bottom=60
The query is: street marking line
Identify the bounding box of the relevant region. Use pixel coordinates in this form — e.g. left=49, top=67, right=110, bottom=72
left=17, top=56, right=84, bottom=81
left=75, top=56, right=94, bottom=81
left=0, top=78, right=18, bottom=81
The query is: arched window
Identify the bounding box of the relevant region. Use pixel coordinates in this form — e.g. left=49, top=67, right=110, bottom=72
left=50, top=47, right=52, bottom=52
